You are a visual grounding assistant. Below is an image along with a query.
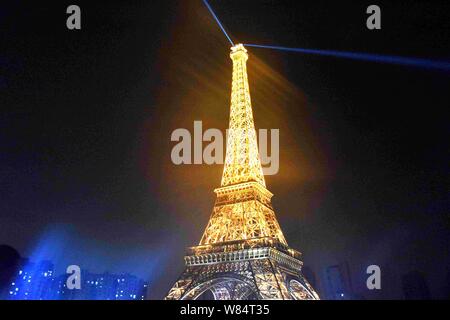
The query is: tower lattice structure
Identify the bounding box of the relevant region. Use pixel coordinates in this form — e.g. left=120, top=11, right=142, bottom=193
left=165, top=44, right=319, bottom=300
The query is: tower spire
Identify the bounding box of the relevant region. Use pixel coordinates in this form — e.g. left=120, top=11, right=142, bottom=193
left=221, top=44, right=266, bottom=187
left=199, top=44, right=286, bottom=245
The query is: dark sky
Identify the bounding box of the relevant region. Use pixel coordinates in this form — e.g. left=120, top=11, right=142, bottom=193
left=1, top=0, right=449, bottom=299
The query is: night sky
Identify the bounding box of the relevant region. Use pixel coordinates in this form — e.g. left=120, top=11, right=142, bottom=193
left=1, top=1, right=449, bottom=299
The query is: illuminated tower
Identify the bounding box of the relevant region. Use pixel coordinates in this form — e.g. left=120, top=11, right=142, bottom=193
left=165, top=44, right=319, bottom=300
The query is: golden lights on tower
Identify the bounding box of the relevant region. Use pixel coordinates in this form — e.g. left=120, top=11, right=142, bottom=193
left=200, top=44, right=287, bottom=246
left=165, top=43, right=320, bottom=300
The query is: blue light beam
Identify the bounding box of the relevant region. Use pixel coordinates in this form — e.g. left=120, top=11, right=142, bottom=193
left=203, top=0, right=235, bottom=46
left=243, top=44, right=450, bottom=72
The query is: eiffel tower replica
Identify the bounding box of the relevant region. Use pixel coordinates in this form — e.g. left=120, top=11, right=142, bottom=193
left=166, top=44, right=319, bottom=300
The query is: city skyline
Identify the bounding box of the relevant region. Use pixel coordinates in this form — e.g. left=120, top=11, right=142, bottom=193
left=0, top=243, right=439, bottom=300
left=1, top=245, right=148, bottom=300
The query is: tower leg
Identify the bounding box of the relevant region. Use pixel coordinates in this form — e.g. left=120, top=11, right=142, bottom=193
left=165, top=257, right=319, bottom=300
